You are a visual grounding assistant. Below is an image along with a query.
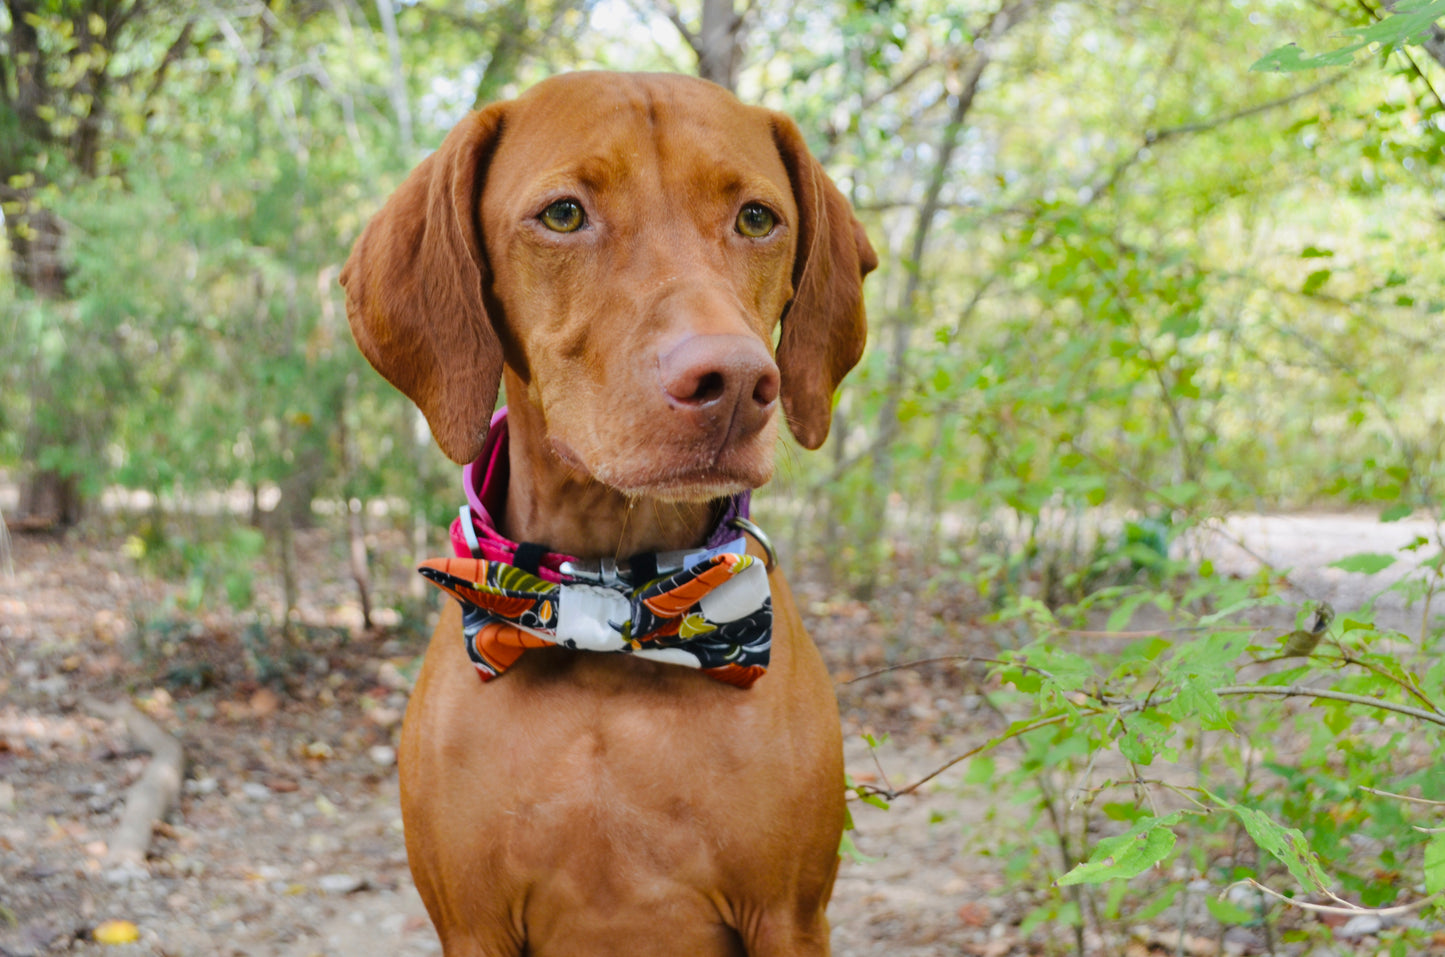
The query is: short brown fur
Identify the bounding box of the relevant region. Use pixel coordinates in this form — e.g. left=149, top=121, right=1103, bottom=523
left=340, top=72, right=875, bottom=957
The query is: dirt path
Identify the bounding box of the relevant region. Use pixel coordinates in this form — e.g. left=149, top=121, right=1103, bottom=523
left=1, top=513, right=1435, bottom=956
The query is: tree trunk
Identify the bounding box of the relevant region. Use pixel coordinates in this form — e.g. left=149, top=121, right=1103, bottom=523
left=853, top=0, right=1040, bottom=598
left=1, top=0, right=150, bottom=528
left=696, top=0, right=741, bottom=90
left=470, top=0, right=530, bottom=107
left=13, top=317, right=81, bottom=529
left=348, top=500, right=375, bottom=631
left=853, top=73, right=976, bottom=599
left=15, top=470, right=82, bottom=530
left=658, top=0, right=744, bottom=92
left=277, top=509, right=300, bottom=645
left=336, top=374, right=375, bottom=630
left=1, top=195, right=69, bottom=296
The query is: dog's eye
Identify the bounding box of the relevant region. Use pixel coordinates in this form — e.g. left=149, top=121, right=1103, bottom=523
left=736, top=203, right=776, bottom=238
left=540, top=199, right=586, bottom=233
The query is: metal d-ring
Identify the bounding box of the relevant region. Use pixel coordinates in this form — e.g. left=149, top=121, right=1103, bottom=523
left=728, top=517, right=777, bottom=572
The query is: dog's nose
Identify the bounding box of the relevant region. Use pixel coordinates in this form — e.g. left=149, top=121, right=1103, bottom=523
left=659, top=335, right=780, bottom=437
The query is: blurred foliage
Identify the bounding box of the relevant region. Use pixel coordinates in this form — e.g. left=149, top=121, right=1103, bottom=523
left=4, top=0, right=1445, bottom=950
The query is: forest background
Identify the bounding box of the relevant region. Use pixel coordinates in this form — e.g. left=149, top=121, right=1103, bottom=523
left=4, top=1, right=1445, bottom=955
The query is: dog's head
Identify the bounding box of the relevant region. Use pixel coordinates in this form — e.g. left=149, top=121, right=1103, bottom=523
left=340, top=72, right=876, bottom=501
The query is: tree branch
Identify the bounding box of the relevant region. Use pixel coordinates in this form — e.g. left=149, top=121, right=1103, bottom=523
left=142, top=18, right=196, bottom=118
left=654, top=0, right=700, bottom=52
left=1360, top=785, right=1445, bottom=807
left=1237, top=878, right=1443, bottom=917
left=857, top=678, right=1445, bottom=802
left=1213, top=684, right=1445, bottom=728
left=852, top=712, right=1073, bottom=801
left=823, top=57, right=936, bottom=148
left=1152, top=76, right=1350, bottom=142
left=843, top=653, right=1055, bottom=685
left=85, top=697, right=186, bottom=867
left=1089, top=76, right=1347, bottom=201
left=869, top=0, right=1051, bottom=472
left=375, top=0, right=413, bottom=153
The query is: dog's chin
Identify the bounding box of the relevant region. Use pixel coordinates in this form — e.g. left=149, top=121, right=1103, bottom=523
left=552, top=436, right=774, bottom=503
left=598, top=460, right=773, bottom=503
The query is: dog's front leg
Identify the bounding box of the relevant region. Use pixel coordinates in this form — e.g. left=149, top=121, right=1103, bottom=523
left=738, top=910, right=834, bottom=957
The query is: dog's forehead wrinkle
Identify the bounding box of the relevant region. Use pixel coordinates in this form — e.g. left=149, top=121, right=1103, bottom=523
left=508, top=112, right=786, bottom=229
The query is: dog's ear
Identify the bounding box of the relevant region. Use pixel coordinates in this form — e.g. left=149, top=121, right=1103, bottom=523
left=340, top=105, right=506, bottom=465
left=770, top=114, right=878, bottom=451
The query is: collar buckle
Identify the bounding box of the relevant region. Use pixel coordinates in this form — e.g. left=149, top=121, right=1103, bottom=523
left=557, top=550, right=695, bottom=587
left=557, top=556, right=626, bottom=586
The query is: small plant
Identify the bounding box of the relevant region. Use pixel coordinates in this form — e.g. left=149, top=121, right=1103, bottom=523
left=855, top=515, right=1445, bottom=952
left=127, top=523, right=266, bottom=614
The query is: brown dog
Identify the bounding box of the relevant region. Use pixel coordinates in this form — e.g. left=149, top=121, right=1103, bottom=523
left=341, top=72, right=875, bottom=957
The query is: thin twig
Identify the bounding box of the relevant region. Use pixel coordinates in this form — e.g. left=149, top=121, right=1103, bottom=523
left=1061, top=625, right=1260, bottom=639
left=1232, top=879, right=1444, bottom=917
left=851, top=712, right=1073, bottom=801
left=1334, top=653, right=1442, bottom=714
left=1360, top=786, right=1445, bottom=807
left=843, top=654, right=1050, bottom=684
left=865, top=744, right=896, bottom=797
left=860, top=681, right=1445, bottom=802
left=652, top=0, right=699, bottom=49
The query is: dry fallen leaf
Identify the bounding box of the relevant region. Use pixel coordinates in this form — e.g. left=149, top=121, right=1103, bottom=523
left=303, top=740, right=334, bottom=760
left=956, top=900, right=991, bottom=927
left=93, top=919, right=140, bottom=944
left=249, top=687, right=280, bottom=718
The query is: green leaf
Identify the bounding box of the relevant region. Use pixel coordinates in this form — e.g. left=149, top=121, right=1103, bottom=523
left=1106, top=590, right=1154, bottom=632
left=1019, top=903, right=1057, bottom=937
left=1057, top=814, right=1182, bottom=886
left=1251, top=43, right=1359, bottom=73
left=1102, top=801, right=1144, bottom=823
left=1426, top=833, right=1445, bottom=896
left=838, top=830, right=876, bottom=864
left=1119, top=710, right=1178, bottom=765
left=1301, top=269, right=1332, bottom=295
left=1251, top=0, right=1445, bottom=71
left=1198, top=596, right=1284, bottom=626
left=1328, top=552, right=1397, bottom=575
left=1379, top=503, right=1412, bottom=522
left=1231, top=807, right=1331, bottom=893
left=1205, top=896, right=1256, bottom=925
left=1179, top=678, right=1234, bottom=733
left=1134, top=882, right=1182, bottom=922
left=964, top=755, right=996, bottom=786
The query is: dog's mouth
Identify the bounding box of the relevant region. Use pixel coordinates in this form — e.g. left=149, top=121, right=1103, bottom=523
left=549, top=435, right=774, bottom=503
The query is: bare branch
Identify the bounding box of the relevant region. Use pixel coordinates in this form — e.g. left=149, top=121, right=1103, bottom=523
left=1087, top=76, right=1347, bottom=202
left=654, top=0, right=700, bottom=53
left=375, top=0, right=413, bottom=154
left=851, top=713, right=1074, bottom=801
left=1234, top=879, right=1444, bottom=917
left=1151, top=76, right=1349, bottom=142
left=1212, top=684, right=1445, bottom=729
left=843, top=654, right=1055, bottom=685
left=1360, top=786, right=1445, bottom=807
left=142, top=18, right=197, bottom=118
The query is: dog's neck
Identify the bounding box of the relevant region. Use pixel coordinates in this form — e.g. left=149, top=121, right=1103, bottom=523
left=500, top=389, right=719, bottom=559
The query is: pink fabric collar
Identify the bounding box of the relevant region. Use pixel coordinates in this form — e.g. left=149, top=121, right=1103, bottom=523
left=448, top=408, right=751, bottom=584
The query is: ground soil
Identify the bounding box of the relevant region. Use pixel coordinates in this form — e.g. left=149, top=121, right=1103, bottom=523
left=1, top=514, right=1441, bottom=956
